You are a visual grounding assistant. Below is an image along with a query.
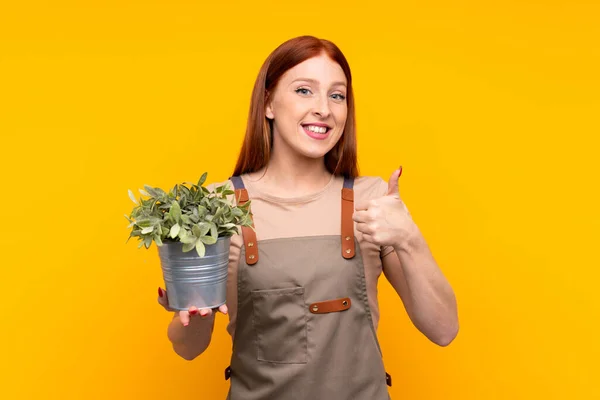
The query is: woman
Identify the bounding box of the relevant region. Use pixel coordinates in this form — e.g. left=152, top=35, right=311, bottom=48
left=157, top=35, right=459, bottom=399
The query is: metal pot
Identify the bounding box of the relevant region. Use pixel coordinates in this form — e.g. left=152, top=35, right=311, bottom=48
left=157, top=236, right=230, bottom=310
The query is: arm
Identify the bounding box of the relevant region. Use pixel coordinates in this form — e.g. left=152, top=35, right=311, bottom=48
left=382, top=231, right=459, bottom=346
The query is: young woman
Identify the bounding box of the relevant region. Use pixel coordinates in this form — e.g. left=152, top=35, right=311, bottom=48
left=157, top=35, right=458, bottom=399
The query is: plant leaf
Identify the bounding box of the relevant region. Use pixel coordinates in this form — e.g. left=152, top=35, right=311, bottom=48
left=180, top=185, right=190, bottom=197
left=139, top=189, right=150, bottom=197
left=213, top=206, right=224, bottom=221
left=169, top=200, right=181, bottom=223
left=141, top=226, right=154, bottom=234
left=192, top=224, right=202, bottom=237
left=198, top=172, right=208, bottom=187
left=180, top=235, right=197, bottom=244
left=199, top=235, right=217, bottom=245
left=134, top=218, right=156, bottom=228
left=154, top=234, right=163, bottom=246
left=182, top=242, right=195, bottom=252
left=170, top=223, right=180, bottom=239
left=143, top=185, right=160, bottom=198
left=155, top=187, right=167, bottom=197
left=195, top=239, right=206, bottom=257
left=198, top=222, right=211, bottom=237
left=128, top=189, right=139, bottom=205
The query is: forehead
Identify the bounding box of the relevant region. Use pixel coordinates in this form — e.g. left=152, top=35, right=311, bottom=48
left=281, top=54, right=347, bottom=86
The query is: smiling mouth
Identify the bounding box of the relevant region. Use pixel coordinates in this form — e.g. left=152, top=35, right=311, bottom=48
left=301, top=124, right=331, bottom=134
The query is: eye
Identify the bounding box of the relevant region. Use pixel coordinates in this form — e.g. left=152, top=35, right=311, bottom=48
left=331, top=93, right=346, bottom=101
left=295, top=87, right=312, bottom=96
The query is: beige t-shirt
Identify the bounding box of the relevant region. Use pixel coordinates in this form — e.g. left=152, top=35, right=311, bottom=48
left=210, top=174, right=396, bottom=340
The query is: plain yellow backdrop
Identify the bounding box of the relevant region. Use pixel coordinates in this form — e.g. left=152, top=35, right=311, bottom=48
left=1, top=1, right=598, bottom=399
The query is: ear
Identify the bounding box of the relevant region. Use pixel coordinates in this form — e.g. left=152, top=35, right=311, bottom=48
left=265, top=92, right=274, bottom=120
left=265, top=104, right=274, bottom=120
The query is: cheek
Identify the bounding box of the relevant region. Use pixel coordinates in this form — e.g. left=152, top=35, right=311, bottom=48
left=274, top=98, right=304, bottom=123
left=335, top=105, right=348, bottom=126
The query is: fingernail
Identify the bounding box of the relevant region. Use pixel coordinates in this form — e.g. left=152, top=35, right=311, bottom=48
left=200, top=311, right=209, bottom=317
left=183, top=322, right=189, bottom=326
left=189, top=309, right=198, bottom=315
left=158, top=288, right=163, bottom=297
left=398, top=166, right=403, bottom=177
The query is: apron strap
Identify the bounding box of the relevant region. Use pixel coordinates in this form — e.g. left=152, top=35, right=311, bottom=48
left=230, top=175, right=355, bottom=262
left=341, top=176, right=356, bottom=259
left=229, top=176, right=259, bottom=265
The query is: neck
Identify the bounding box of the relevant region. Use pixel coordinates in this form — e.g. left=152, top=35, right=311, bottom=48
left=248, top=147, right=333, bottom=196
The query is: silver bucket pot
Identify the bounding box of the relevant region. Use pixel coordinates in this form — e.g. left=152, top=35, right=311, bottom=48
left=157, top=236, right=230, bottom=310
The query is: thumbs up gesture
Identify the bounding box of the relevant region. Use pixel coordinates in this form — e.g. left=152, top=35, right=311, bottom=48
left=353, top=166, right=417, bottom=249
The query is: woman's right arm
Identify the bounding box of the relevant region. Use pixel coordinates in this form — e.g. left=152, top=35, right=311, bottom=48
left=159, top=287, right=228, bottom=361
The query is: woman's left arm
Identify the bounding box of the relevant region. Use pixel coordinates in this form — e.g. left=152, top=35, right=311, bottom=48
left=381, top=232, right=459, bottom=346
left=353, top=167, right=459, bottom=346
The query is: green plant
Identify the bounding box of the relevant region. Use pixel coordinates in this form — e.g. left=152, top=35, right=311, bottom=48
left=125, top=172, right=253, bottom=257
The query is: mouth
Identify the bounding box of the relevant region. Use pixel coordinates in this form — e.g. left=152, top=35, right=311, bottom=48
left=301, top=123, right=332, bottom=140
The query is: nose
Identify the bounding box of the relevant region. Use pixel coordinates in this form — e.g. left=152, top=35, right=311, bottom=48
left=312, top=95, right=331, bottom=119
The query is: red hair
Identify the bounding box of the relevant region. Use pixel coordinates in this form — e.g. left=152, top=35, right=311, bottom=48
left=232, top=35, right=359, bottom=178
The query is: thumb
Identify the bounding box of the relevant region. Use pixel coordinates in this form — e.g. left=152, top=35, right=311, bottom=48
left=387, top=166, right=402, bottom=198
left=157, top=287, right=174, bottom=311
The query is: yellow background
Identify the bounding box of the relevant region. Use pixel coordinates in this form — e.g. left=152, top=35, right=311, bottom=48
left=1, top=1, right=598, bottom=399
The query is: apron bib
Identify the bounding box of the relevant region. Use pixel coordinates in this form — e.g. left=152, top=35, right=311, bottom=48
left=225, top=175, right=391, bottom=400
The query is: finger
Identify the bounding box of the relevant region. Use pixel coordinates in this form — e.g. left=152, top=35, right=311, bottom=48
left=218, top=304, right=229, bottom=315
left=355, top=199, right=369, bottom=211
left=199, top=308, right=213, bottom=318
left=387, top=166, right=402, bottom=198
left=352, top=210, right=368, bottom=223
left=179, top=310, right=190, bottom=326
left=157, top=287, right=174, bottom=311
left=362, top=233, right=376, bottom=244
left=355, top=222, right=371, bottom=235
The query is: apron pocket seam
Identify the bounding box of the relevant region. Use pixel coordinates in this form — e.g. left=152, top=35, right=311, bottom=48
left=251, top=286, right=308, bottom=364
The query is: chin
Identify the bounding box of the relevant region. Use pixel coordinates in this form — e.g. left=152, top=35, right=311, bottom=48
left=296, top=143, right=336, bottom=160
left=299, top=151, right=329, bottom=160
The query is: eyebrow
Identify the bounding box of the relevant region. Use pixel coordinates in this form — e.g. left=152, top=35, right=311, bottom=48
left=290, top=78, right=347, bottom=88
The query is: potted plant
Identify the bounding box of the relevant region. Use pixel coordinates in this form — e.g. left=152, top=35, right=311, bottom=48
left=125, top=172, right=253, bottom=310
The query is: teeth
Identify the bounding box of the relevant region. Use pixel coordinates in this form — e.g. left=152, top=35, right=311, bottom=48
left=305, top=125, right=328, bottom=134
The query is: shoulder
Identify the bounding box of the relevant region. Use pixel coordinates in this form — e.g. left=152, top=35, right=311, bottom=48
left=353, top=175, right=388, bottom=202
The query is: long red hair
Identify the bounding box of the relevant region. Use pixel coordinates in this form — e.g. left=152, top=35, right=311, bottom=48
left=232, top=36, right=359, bottom=179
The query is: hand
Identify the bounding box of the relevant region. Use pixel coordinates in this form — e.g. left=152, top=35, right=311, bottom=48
left=353, top=166, right=417, bottom=249
left=157, top=287, right=228, bottom=327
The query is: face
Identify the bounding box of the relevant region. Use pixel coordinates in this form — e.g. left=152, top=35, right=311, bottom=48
left=265, top=53, right=348, bottom=160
